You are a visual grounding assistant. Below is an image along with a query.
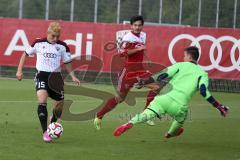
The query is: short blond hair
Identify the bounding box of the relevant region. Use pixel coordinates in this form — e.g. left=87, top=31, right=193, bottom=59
left=48, top=21, right=61, bottom=34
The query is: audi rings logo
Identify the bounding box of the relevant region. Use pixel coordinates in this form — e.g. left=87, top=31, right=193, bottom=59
left=43, top=53, right=57, bottom=58
left=168, top=34, right=240, bottom=72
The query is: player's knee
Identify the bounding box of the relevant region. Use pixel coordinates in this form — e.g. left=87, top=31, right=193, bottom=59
left=153, top=86, right=161, bottom=91
left=37, top=92, right=48, bottom=103
left=147, top=96, right=154, bottom=102
left=38, top=98, right=47, bottom=104
left=116, top=96, right=125, bottom=103
left=38, top=101, right=47, bottom=104
left=53, top=100, right=64, bottom=109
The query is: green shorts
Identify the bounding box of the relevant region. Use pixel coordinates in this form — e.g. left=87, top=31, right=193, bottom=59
left=147, top=94, right=188, bottom=123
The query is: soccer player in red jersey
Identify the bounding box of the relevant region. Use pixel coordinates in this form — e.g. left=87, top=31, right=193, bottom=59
left=94, top=15, right=159, bottom=130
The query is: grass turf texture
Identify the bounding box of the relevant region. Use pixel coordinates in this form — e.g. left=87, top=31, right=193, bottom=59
left=0, top=78, right=239, bottom=160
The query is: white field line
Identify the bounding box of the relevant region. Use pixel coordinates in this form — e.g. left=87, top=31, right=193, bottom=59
left=0, top=100, right=208, bottom=107
left=0, top=100, right=96, bottom=103
left=0, top=100, right=145, bottom=103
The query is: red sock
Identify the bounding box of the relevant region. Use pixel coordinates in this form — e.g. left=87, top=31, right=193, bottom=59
left=97, top=97, right=118, bottom=119
left=144, top=91, right=158, bottom=109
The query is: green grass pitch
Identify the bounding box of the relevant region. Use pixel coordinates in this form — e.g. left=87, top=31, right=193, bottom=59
left=0, top=78, right=239, bottom=160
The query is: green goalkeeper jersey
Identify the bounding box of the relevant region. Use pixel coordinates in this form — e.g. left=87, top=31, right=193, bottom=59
left=152, top=62, right=212, bottom=106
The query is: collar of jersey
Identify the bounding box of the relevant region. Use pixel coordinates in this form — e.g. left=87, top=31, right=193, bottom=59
left=45, top=38, right=56, bottom=45
left=190, top=61, right=197, bottom=65
left=131, top=31, right=140, bottom=38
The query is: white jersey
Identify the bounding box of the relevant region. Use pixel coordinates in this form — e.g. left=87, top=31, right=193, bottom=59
left=121, top=31, right=146, bottom=44
left=25, top=38, right=72, bottom=72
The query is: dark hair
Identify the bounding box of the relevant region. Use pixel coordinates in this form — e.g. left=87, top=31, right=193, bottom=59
left=184, top=46, right=199, bottom=61
left=130, top=15, right=144, bottom=25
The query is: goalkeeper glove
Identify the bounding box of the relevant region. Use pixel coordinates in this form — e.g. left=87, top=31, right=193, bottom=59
left=216, top=104, right=229, bottom=117
left=134, top=77, right=155, bottom=89
left=134, top=78, right=145, bottom=89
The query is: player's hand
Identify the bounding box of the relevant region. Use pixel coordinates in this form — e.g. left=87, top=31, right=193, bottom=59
left=134, top=77, right=145, bottom=89
left=16, top=71, right=23, bottom=81
left=216, top=104, right=229, bottom=117
left=71, top=76, right=80, bottom=86
left=146, top=60, right=152, bottom=67
left=145, top=83, right=161, bottom=91
left=136, top=45, right=146, bottom=51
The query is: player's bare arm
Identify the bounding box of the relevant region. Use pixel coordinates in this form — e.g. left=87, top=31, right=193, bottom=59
left=65, top=62, right=80, bottom=86
left=16, top=52, right=28, bottom=81
left=135, top=71, right=169, bottom=90
left=144, top=50, right=151, bottom=62
left=127, top=45, right=146, bottom=56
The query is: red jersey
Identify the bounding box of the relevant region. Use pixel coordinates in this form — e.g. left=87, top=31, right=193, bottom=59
left=119, top=31, right=146, bottom=67
left=117, top=31, right=150, bottom=82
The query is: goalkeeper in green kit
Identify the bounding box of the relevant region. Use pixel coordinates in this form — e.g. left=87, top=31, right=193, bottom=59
left=113, top=46, right=229, bottom=138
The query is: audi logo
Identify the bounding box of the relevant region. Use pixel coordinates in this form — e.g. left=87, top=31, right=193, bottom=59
left=168, top=34, right=240, bottom=72
left=43, top=53, right=57, bottom=58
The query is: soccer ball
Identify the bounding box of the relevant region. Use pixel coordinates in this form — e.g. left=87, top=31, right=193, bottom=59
left=47, top=122, right=63, bottom=139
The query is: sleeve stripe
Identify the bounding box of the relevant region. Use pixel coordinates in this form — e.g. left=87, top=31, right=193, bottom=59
left=64, top=60, right=72, bottom=64
left=31, top=38, right=46, bottom=47
left=57, top=40, right=70, bottom=52
left=24, top=51, right=30, bottom=56
left=197, top=76, right=202, bottom=89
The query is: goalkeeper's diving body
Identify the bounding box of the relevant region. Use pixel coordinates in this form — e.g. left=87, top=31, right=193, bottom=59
left=113, top=46, right=229, bottom=138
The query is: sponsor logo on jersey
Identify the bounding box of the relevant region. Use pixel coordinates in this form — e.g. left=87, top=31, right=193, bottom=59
left=55, top=46, right=60, bottom=51
left=43, top=52, right=57, bottom=58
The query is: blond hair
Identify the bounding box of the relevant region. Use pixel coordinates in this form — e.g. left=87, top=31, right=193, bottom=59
left=48, top=21, right=61, bottom=34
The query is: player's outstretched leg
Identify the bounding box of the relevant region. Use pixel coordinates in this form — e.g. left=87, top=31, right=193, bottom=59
left=114, top=108, right=157, bottom=137
left=50, top=100, right=63, bottom=123
left=144, top=91, right=158, bottom=126
left=94, top=97, right=118, bottom=130
left=165, top=120, right=184, bottom=138
left=94, top=90, right=128, bottom=130
left=144, top=90, right=158, bottom=109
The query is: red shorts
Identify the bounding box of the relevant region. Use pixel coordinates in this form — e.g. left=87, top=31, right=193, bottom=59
left=117, top=68, right=152, bottom=93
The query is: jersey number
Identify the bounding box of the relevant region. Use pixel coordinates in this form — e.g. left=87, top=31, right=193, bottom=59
left=38, top=81, right=46, bottom=88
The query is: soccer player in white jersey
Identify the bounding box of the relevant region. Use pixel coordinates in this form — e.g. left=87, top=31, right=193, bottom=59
left=16, top=22, right=80, bottom=142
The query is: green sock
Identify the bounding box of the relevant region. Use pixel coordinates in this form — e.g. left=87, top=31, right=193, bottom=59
left=168, top=120, right=183, bottom=135
left=130, top=109, right=157, bottom=125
